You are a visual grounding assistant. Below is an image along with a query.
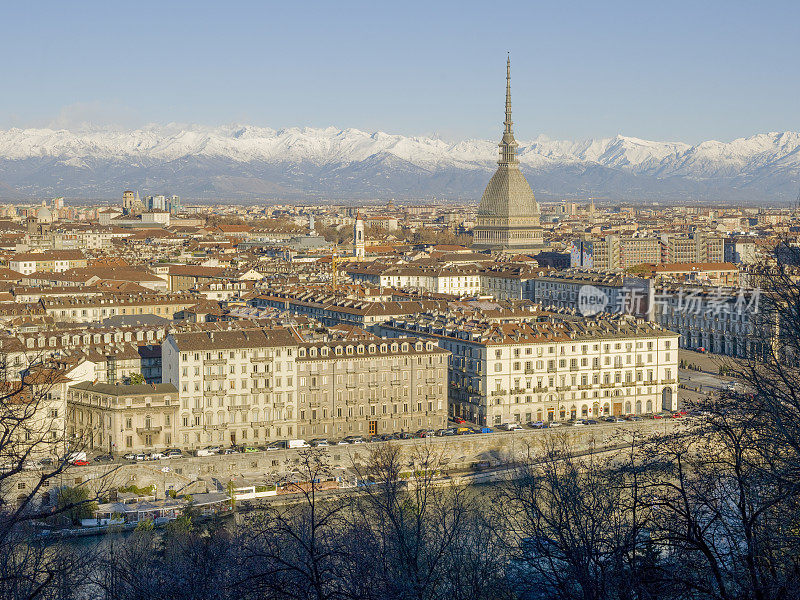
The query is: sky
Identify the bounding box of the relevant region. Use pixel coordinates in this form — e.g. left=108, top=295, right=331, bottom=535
left=1, top=0, right=798, bottom=144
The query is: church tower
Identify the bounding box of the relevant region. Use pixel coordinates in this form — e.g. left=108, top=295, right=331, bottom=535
left=472, top=56, right=543, bottom=253
left=353, top=212, right=365, bottom=259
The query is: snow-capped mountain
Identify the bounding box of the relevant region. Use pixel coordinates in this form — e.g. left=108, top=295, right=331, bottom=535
left=0, top=125, right=798, bottom=202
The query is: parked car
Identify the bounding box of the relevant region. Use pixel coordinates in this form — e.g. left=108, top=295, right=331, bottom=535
left=94, top=454, right=114, bottom=462
left=626, top=415, right=643, bottom=422
left=452, top=417, right=466, bottom=424
left=267, top=440, right=288, bottom=451
left=222, top=448, right=237, bottom=455
left=499, top=422, right=523, bottom=431
left=38, top=458, right=54, bottom=466
left=478, top=427, right=494, bottom=433
left=528, top=421, right=545, bottom=429
left=241, top=446, right=258, bottom=453
left=195, top=447, right=217, bottom=457
left=607, top=417, right=626, bottom=423
left=123, top=453, right=137, bottom=461
left=288, top=439, right=310, bottom=449
left=547, top=421, right=563, bottom=428
left=343, top=436, right=365, bottom=444
left=585, top=419, right=599, bottom=425
left=398, top=432, right=412, bottom=440
left=456, top=427, right=473, bottom=435
left=309, top=438, right=330, bottom=447
left=72, top=459, right=90, bottom=466
left=149, top=452, right=164, bottom=460
left=415, top=429, right=432, bottom=438
left=134, top=453, right=148, bottom=461
left=165, top=449, right=183, bottom=458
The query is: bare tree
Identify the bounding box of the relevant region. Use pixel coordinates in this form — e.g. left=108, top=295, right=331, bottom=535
left=234, top=449, right=355, bottom=600
left=0, top=357, right=113, bottom=600
left=493, top=433, right=671, bottom=600
left=351, top=442, right=508, bottom=600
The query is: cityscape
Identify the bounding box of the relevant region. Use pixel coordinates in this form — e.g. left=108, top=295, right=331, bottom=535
left=1, top=3, right=800, bottom=600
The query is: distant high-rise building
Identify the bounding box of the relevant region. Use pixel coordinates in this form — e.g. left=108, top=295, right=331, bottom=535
left=472, top=57, right=543, bottom=253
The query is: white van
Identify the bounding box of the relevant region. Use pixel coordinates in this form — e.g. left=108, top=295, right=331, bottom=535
left=288, top=439, right=310, bottom=449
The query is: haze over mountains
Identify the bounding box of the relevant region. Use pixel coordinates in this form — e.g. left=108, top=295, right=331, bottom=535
left=0, top=125, right=798, bottom=203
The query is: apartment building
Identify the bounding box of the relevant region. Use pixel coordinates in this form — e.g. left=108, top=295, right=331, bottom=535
left=479, top=264, right=544, bottom=300
left=8, top=250, right=88, bottom=275
left=296, top=337, right=449, bottom=438
left=377, top=315, right=679, bottom=426
left=39, top=293, right=197, bottom=323
left=620, top=237, right=661, bottom=268
left=67, top=382, right=179, bottom=453
left=162, top=328, right=300, bottom=449
left=251, top=291, right=449, bottom=328
left=664, top=232, right=724, bottom=264
left=348, top=263, right=482, bottom=295
left=651, top=284, right=763, bottom=357
left=531, top=270, right=625, bottom=312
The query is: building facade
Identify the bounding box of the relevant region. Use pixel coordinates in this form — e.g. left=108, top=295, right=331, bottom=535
left=296, top=337, right=449, bottom=438
left=377, top=315, right=679, bottom=426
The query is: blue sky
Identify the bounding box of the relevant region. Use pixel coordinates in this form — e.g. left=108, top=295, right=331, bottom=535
left=1, top=0, right=798, bottom=143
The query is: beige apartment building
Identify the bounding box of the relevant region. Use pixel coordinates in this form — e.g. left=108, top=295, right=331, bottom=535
left=8, top=250, right=88, bottom=275
left=378, top=315, right=679, bottom=426
left=296, top=337, right=449, bottom=439
left=162, top=328, right=300, bottom=449
left=161, top=326, right=450, bottom=451
left=39, top=293, right=197, bottom=323
left=67, top=382, right=179, bottom=453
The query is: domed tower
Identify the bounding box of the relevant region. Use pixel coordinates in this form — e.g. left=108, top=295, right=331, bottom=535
left=472, top=56, right=543, bottom=253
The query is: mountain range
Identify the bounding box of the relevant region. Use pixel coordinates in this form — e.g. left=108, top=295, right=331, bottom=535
left=0, top=125, right=798, bottom=203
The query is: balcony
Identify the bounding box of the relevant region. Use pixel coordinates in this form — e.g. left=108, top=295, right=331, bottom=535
left=524, top=367, right=535, bottom=374
left=205, top=358, right=226, bottom=366
left=490, top=390, right=507, bottom=396
left=510, top=388, right=526, bottom=395
left=136, top=426, right=162, bottom=435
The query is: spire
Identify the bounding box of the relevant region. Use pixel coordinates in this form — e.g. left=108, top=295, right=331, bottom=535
left=499, top=54, right=519, bottom=166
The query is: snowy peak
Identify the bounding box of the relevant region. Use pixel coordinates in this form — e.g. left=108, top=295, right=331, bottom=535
left=0, top=125, right=797, bottom=201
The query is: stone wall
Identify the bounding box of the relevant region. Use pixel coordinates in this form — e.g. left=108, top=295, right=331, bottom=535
left=10, top=419, right=683, bottom=502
